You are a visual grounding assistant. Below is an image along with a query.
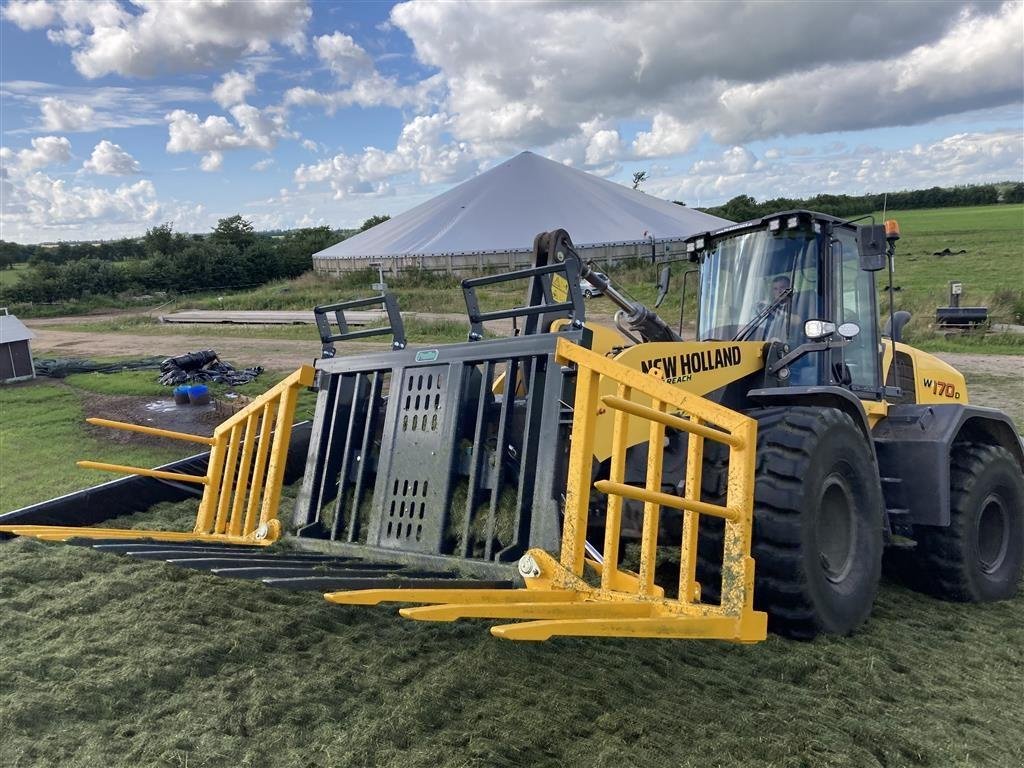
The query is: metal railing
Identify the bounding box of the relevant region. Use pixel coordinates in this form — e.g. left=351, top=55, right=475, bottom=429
left=325, top=338, right=767, bottom=642
left=0, top=366, right=315, bottom=546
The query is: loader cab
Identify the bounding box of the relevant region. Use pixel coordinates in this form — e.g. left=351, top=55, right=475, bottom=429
left=685, top=211, right=883, bottom=397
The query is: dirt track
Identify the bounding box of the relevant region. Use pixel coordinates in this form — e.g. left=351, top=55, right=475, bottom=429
left=29, top=328, right=387, bottom=370
left=29, top=323, right=1022, bottom=377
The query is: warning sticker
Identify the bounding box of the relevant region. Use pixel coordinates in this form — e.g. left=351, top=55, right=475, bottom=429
left=550, top=274, right=569, bottom=302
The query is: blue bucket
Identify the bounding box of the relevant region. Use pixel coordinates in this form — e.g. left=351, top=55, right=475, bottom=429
left=188, top=384, right=211, bottom=406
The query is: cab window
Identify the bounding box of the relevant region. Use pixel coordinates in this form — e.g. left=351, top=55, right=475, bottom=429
left=833, top=229, right=879, bottom=392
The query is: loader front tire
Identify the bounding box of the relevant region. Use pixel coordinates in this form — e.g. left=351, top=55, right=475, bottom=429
left=748, top=407, right=883, bottom=639
left=911, top=443, right=1024, bottom=602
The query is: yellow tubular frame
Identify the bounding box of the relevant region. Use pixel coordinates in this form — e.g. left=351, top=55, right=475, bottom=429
left=325, top=339, right=767, bottom=642
left=0, top=366, right=315, bottom=546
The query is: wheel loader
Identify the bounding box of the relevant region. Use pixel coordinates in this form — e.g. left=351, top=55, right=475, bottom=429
left=3, top=211, right=1021, bottom=643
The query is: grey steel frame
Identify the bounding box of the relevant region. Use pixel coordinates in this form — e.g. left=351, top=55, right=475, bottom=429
left=292, top=330, right=587, bottom=577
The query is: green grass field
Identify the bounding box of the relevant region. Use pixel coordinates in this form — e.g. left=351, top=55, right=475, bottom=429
left=0, top=370, right=302, bottom=511
left=0, top=380, right=190, bottom=511
left=867, top=205, right=1024, bottom=351
left=0, top=262, right=28, bottom=288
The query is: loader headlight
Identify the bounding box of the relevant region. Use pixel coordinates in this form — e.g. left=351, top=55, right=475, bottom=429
left=787, top=215, right=800, bottom=229
left=768, top=218, right=781, bottom=232
left=804, top=319, right=836, bottom=339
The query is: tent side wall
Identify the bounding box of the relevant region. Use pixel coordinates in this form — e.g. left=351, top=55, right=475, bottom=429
left=313, top=239, right=688, bottom=277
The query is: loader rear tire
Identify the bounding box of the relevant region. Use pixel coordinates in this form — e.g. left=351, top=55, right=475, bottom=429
left=911, top=443, right=1024, bottom=602
left=699, top=407, right=884, bottom=639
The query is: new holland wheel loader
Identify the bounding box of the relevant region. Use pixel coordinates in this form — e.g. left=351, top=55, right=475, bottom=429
left=3, top=212, right=1021, bottom=643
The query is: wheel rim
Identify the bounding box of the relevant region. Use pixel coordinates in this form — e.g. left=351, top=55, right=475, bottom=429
left=818, top=474, right=857, bottom=584
left=977, top=493, right=1009, bottom=574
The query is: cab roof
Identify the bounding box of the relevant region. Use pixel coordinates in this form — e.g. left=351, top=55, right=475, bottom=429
left=684, top=209, right=858, bottom=246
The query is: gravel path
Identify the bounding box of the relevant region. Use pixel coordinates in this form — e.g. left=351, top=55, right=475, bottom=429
left=934, top=352, right=1024, bottom=379
left=29, top=328, right=385, bottom=370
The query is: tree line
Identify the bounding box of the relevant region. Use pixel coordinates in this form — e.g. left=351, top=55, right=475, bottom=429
left=693, top=181, right=1024, bottom=222
left=0, top=214, right=389, bottom=304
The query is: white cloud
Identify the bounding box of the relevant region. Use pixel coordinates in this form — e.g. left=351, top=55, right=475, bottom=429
left=165, top=105, right=294, bottom=156
left=4, top=81, right=210, bottom=134
left=646, top=129, right=1023, bottom=206
left=2, top=172, right=160, bottom=234
left=301, top=139, right=319, bottom=152
left=82, top=140, right=140, bottom=175
left=294, top=113, right=477, bottom=197
left=39, top=96, right=96, bottom=131
left=13, top=0, right=311, bottom=78
left=389, top=0, right=1020, bottom=158
left=283, top=72, right=444, bottom=114
left=212, top=71, right=256, bottom=108
left=1, top=135, right=72, bottom=172
left=691, top=146, right=760, bottom=176
left=2, top=0, right=56, bottom=29
left=314, top=31, right=374, bottom=83
left=585, top=128, right=622, bottom=166
left=200, top=151, right=224, bottom=172
left=250, top=158, right=274, bottom=171
left=632, top=114, right=700, bottom=158
left=709, top=4, right=1024, bottom=144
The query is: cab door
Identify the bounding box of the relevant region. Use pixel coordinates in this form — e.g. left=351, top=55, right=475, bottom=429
left=831, top=227, right=881, bottom=396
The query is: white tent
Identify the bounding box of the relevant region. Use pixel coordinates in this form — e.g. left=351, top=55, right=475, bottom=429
left=314, top=151, right=728, bottom=272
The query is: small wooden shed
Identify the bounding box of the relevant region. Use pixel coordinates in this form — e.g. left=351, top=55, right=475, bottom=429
left=0, top=310, right=36, bottom=383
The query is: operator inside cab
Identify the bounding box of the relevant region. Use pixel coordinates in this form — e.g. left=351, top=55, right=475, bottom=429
left=761, top=275, right=791, bottom=342
left=698, top=222, right=819, bottom=383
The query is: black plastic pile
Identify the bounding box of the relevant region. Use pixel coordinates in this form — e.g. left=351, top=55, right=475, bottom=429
left=157, top=349, right=264, bottom=386
left=34, top=357, right=165, bottom=378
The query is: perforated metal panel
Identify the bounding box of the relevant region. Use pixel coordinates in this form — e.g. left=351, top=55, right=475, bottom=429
left=294, top=332, right=582, bottom=570
left=370, top=363, right=460, bottom=553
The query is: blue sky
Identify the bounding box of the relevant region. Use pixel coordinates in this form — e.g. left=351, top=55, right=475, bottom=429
left=1, top=0, right=1021, bottom=243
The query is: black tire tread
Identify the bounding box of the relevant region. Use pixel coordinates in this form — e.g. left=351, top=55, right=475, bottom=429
left=696, top=406, right=881, bottom=639
left=912, top=442, right=1024, bottom=602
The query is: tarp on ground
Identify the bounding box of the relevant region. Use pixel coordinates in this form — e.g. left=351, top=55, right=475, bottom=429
left=315, top=151, right=729, bottom=260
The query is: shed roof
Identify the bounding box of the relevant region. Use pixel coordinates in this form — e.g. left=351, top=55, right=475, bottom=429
left=0, top=313, right=35, bottom=344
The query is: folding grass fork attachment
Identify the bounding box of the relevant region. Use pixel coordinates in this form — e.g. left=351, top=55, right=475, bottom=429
left=0, top=366, right=315, bottom=546
left=326, top=340, right=768, bottom=642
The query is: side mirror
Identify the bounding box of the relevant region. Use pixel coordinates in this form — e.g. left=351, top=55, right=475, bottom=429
left=857, top=224, right=887, bottom=271
left=654, top=265, right=671, bottom=308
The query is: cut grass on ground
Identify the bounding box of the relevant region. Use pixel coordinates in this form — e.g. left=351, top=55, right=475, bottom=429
left=0, top=538, right=1020, bottom=768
